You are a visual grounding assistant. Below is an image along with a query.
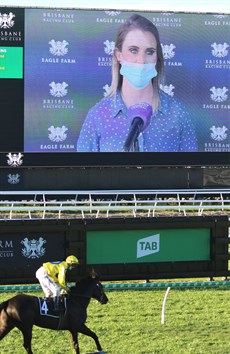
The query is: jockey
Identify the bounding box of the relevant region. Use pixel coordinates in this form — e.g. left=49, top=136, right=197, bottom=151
left=36, top=255, right=79, bottom=310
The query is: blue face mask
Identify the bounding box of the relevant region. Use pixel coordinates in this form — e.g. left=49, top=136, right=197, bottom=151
left=120, top=61, right=158, bottom=89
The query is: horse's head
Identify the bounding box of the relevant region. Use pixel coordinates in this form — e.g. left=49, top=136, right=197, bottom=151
left=69, top=271, right=108, bottom=305
left=91, top=274, right=108, bottom=305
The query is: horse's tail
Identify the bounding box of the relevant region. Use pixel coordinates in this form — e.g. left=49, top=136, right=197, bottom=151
left=0, top=299, right=16, bottom=341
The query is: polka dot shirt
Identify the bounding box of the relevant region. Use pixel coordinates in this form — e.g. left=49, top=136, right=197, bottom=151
left=77, top=91, right=198, bottom=152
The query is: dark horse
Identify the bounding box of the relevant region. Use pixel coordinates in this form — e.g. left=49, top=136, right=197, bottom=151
left=0, top=272, right=108, bottom=354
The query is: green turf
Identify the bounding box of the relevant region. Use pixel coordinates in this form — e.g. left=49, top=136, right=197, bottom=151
left=0, top=287, right=230, bottom=353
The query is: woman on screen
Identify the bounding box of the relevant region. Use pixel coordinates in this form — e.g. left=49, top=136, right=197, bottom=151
left=77, top=13, right=198, bottom=152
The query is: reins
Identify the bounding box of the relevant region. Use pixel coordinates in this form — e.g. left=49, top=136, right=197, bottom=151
left=70, top=289, right=104, bottom=303
left=69, top=278, right=105, bottom=303
left=57, top=309, right=64, bottom=330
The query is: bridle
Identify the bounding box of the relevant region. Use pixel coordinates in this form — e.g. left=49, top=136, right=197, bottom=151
left=96, top=283, right=106, bottom=303
left=69, top=281, right=106, bottom=304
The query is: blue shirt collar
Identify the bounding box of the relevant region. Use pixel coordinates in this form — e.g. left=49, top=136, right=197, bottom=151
left=111, top=90, right=169, bottom=118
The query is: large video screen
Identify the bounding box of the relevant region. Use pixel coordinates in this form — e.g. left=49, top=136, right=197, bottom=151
left=0, top=7, right=229, bottom=158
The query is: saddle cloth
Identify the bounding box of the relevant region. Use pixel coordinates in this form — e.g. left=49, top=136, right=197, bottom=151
left=38, top=297, right=67, bottom=318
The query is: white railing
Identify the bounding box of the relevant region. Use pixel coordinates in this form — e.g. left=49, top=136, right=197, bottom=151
left=0, top=188, right=229, bottom=219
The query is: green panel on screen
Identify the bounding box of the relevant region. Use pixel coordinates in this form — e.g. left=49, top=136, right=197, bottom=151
left=87, top=228, right=210, bottom=264
left=0, top=47, right=23, bottom=78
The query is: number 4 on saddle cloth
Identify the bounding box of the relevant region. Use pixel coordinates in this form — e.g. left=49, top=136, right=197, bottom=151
left=38, top=296, right=67, bottom=318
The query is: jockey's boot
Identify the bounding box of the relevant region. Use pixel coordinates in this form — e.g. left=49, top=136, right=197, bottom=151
left=54, top=296, right=59, bottom=311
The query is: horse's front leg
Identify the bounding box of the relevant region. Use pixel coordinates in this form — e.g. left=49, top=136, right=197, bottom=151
left=69, top=330, right=80, bottom=354
left=77, top=324, right=103, bottom=352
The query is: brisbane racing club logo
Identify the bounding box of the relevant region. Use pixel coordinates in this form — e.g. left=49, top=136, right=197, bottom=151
left=211, top=42, right=229, bottom=58
left=49, top=39, right=69, bottom=56
left=6, top=152, right=23, bottom=167
left=7, top=173, right=20, bottom=184
left=49, top=81, right=68, bottom=97
left=48, top=125, right=68, bottom=142
left=104, top=40, right=115, bottom=55
left=161, top=43, right=176, bottom=59
left=21, top=237, right=47, bottom=259
left=0, top=12, right=15, bottom=29
left=160, top=83, right=175, bottom=97
left=210, top=86, right=228, bottom=102
left=137, top=234, right=160, bottom=258
left=210, top=126, right=228, bottom=141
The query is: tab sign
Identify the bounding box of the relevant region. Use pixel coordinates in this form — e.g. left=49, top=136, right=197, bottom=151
left=137, top=234, right=160, bottom=258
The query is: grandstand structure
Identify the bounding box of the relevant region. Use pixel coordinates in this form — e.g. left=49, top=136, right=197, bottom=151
left=0, top=163, right=229, bottom=283
left=0, top=5, right=229, bottom=284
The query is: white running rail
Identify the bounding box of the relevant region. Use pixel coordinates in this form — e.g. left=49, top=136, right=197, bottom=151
left=0, top=188, right=229, bottom=220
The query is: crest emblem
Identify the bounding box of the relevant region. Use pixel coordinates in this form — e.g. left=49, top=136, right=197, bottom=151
left=213, top=15, right=228, bottom=19
left=104, top=40, right=115, bottom=55
left=48, top=125, right=68, bottom=142
left=103, top=84, right=111, bottom=97
left=210, top=86, right=228, bottom=102
left=211, top=42, right=229, bottom=58
left=21, top=237, right=47, bottom=259
left=160, top=84, right=175, bottom=97
left=0, top=12, right=15, bottom=29
left=104, top=11, right=121, bottom=16
left=6, top=152, right=23, bottom=167
left=7, top=173, right=20, bottom=184
left=210, top=126, right=228, bottom=141
left=49, top=39, right=69, bottom=56
left=49, top=82, right=68, bottom=97
left=161, top=43, right=176, bottom=59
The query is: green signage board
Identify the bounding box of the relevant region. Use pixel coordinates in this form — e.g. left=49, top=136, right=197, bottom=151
left=0, top=47, right=23, bottom=78
left=87, top=228, right=210, bottom=264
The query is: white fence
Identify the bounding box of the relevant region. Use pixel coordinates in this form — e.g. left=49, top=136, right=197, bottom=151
left=0, top=188, right=229, bottom=219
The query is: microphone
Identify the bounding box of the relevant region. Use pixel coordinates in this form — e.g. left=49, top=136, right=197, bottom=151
left=123, top=102, right=152, bottom=152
